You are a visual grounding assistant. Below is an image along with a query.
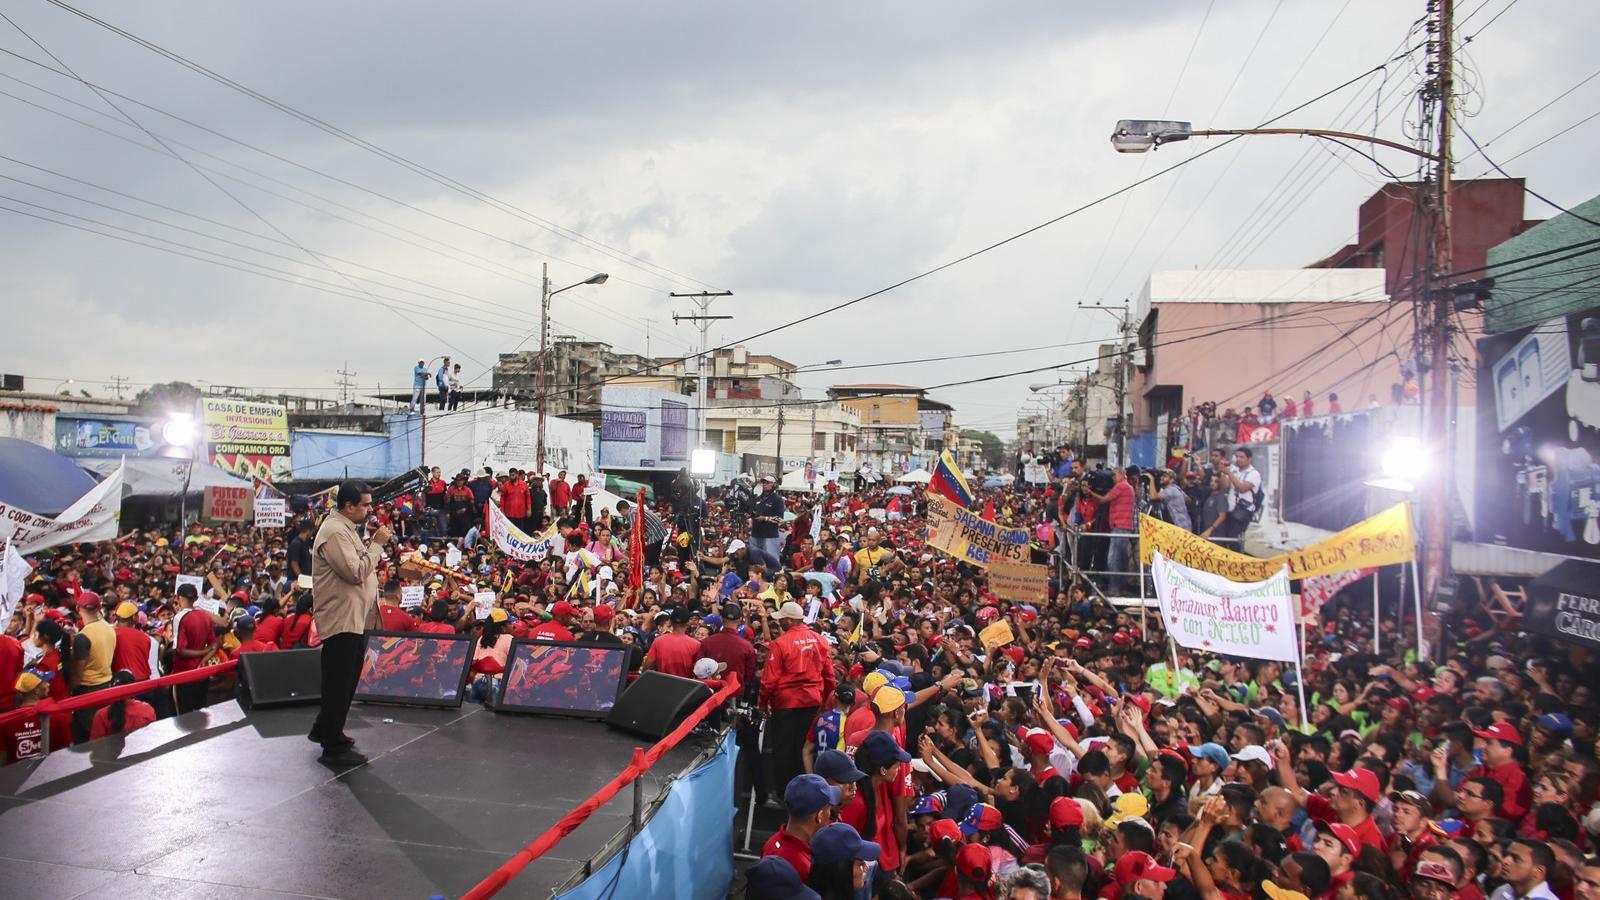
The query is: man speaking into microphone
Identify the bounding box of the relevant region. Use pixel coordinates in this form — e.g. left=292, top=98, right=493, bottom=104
left=310, top=481, right=392, bottom=767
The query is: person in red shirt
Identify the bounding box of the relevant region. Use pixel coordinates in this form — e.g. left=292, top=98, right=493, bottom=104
left=644, top=607, right=701, bottom=678
left=278, top=594, right=316, bottom=649
left=29, top=619, right=71, bottom=704
left=527, top=600, right=579, bottom=641
left=171, top=583, right=222, bottom=713
left=89, top=671, right=157, bottom=740
left=549, top=471, right=572, bottom=517
left=762, top=773, right=838, bottom=881
left=415, top=600, right=460, bottom=635
left=698, top=602, right=756, bottom=697
left=0, top=632, right=23, bottom=710
left=376, top=578, right=418, bottom=632
left=1310, top=820, right=1359, bottom=896
left=229, top=617, right=278, bottom=656
left=951, top=842, right=992, bottom=900
left=1103, top=850, right=1177, bottom=900
left=760, top=601, right=838, bottom=795
left=253, top=596, right=286, bottom=647
left=1085, top=467, right=1137, bottom=594
left=837, top=730, right=911, bottom=878
left=3, top=670, right=71, bottom=760
left=1457, top=722, right=1533, bottom=822
left=500, top=470, right=530, bottom=531
left=110, top=601, right=158, bottom=683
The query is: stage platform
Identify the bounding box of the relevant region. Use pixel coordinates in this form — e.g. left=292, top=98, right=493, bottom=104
left=0, top=699, right=721, bottom=899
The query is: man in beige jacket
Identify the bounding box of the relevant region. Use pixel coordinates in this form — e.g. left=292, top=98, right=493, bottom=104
left=310, top=482, right=392, bottom=766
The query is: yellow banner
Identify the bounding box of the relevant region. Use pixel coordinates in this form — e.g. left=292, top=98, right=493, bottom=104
left=1138, top=502, right=1415, bottom=582
left=925, top=495, right=1030, bottom=567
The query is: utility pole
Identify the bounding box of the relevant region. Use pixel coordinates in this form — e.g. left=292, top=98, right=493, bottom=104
left=109, top=375, right=129, bottom=400
left=670, top=291, right=735, bottom=453
left=335, top=362, right=357, bottom=405
left=537, top=263, right=551, bottom=474
left=775, top=404, right=785, bottom=479
left=1419, top=0, right=1456, bottom=661
left=1080, top=300, right=1134, bottom=466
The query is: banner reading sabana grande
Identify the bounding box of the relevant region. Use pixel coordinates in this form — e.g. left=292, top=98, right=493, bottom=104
left=925, top=495, right=1029, bottom=566
left=1139, top=502, right=1415, bottom=582
left=1153, top=551, right=1298, bottom=663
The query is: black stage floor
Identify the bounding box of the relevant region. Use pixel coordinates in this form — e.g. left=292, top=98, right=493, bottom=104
left=0, top=699, right=718, bottom=899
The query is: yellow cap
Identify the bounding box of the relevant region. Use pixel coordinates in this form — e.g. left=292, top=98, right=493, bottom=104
left=1106, top=791, right=1150, bottom=826
left=862, top=671, right=889, bottom=697
left=1263, top=883, right=1310, bottom=900
left=489, top=607, right=509, bottom=623
left=115, top=601, right=139, bottom=619
left=15, top=671, right=43, bottom=693
left=871, top=688, right=907, bottom=714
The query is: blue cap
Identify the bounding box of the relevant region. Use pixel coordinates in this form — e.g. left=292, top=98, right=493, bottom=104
left=233, top=615, right=257, bottom=630
left=246, top=605, right=262, bottom=618
left=1193, top=742, right=1230, bottom=769
left=743, top=857, right=820, bottom=900
left=944, top=783, right=981, bottom=823
left=810, top=823, right=881, bottom=866
left=858, top=730, right=912, bottom=766
left=1254, top=707, right=1286, bottom=728
left=1537, top=712, right=1574, bottom=735
left=813, top=750, right=866, bottom=785
left=888, top=675, right=913, bottom=691
left=704, top=613, right=723, bottom=629
left=911, top=793, right=945, bottom=816
left=783, top=774, right=841, bottom=816
left=875, top=660, right=910, bottom=678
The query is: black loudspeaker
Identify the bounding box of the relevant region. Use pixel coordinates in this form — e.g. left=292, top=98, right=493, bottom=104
left=238, top=648, right=322, bottom=708
left=605, top=672, right=713, bottom=740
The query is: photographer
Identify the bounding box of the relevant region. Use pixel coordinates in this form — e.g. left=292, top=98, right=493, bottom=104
left=1081, top=466, right=1136, bottom=595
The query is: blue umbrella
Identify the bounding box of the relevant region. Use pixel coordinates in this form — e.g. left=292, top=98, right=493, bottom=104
left=982, top=476, right=1004, bottom=489
left=0, top=437, right=98, bottom=517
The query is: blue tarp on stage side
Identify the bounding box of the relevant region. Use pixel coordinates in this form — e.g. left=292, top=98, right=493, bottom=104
left=556, top=730, right=736, bottom=900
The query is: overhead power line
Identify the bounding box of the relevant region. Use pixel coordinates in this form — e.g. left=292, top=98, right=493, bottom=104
left=41, top=0, right=723, bottom=294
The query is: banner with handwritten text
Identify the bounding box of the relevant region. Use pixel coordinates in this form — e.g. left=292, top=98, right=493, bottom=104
left=1153, top=551, right=1297, bottom=663
left=925, top=495, right=1029, bottom=567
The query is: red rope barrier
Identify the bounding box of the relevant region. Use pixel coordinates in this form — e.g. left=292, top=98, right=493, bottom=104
left=0, top=659, right=239, bottom=730
left=458, top=673, right=742, bottom=900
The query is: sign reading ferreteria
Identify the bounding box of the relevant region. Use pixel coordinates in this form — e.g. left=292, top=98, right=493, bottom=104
left=1153, top=551, right=1298, bottom=663
left=1139, top=502, right=1415, bottom=582
left=925, top=495, right=1029, bottom=566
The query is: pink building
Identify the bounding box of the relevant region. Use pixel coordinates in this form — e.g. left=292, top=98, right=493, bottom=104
left=1130, top=268, right=1401, bottom=436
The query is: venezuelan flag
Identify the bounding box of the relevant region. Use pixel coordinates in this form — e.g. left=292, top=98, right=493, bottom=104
left=929, top=449, right=974, bottom=508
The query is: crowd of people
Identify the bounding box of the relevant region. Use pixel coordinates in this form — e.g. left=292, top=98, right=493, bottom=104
left=3, top=452, right=1599, bottom=900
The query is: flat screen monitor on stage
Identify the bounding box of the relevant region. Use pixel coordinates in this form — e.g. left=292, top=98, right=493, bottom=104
left=354, top=631, right=473, bottom=708
left=496, top=640, right=630, bottom=718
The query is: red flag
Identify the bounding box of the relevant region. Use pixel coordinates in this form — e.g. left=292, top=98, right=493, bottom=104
left=627, top=487, right=646, bottom=605
left=981, top=497, right=996, bottom=522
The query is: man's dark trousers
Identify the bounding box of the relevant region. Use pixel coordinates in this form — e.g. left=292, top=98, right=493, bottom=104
left=313, top=632, right=364, bottom=748
left=767, top=706, right=817, bottom=796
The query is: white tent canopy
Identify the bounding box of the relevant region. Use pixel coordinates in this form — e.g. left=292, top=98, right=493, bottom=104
left=896, top=468, right=933, bottom=484
left=780, top=469, right=818, bottom=493
left=80, top=457, right=253, bottom=499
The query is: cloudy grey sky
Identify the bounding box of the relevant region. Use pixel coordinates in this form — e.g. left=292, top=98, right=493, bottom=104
left=2, top=0, right=1595, bottom=437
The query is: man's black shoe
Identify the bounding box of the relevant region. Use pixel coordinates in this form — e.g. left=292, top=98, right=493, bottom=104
left=317, top=747, right=369, bottom=768
left=308, top=729, right=356, bottom=749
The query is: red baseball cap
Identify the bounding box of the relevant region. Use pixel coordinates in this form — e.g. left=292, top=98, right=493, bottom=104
left=955, top=843, right=991, bottom=881
left=1002, top=646, right=1024, bottom=666
left=928, top=818, right=962, bottom=846
left=74, top=591, right=103, bottom=610
left=551, top=601, right=578, bottom=618
left=1386, top=696, right=1412, bottom=716
left=1331, top=767, right=1381, bottom=804
left=592, top=606, right=615, bottom=623
left=1114, top=851, right=1177, bottom=886
left=1313, top=820, right=1361, bottom=856
left=1074, top=637, right=1093, bottom=650
left=1472, top=721, right=1523, bottom=747
left=1018, top=728, right=1054, bottom=756
left=1123, top=694, right=1152, bottom=716
left=1049, top=796, right=1085, bottom=829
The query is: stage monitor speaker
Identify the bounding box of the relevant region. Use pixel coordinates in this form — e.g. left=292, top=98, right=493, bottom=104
left=238, top=647, right=322, bottom=708
left=606, top=671, right=712, bottom=740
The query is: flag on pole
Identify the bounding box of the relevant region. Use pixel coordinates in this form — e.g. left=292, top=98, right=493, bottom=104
left=628, top=487, right=645, bottom=601
left=929, top=450, right=974, bottom=508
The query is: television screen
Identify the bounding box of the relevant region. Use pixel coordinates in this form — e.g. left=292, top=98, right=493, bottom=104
left=496, top=640, right=630, bottom=718
left=354, top=631, right=473, bottom=708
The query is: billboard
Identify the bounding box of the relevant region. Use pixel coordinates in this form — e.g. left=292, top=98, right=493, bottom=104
left=599, top=386, right=693, bottom=470
left=201, top=398, right=291, bottom=482
left=54, top=417, right=155, bottom=458
left=1475, top=307, right=1600, bottom=558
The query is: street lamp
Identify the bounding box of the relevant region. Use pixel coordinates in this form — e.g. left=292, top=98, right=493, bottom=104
left=163, top=413, right=199, bottom=543
left=1108, top=119, right=1441, bottom=160
left=537, top=267, right=609, bottom=474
